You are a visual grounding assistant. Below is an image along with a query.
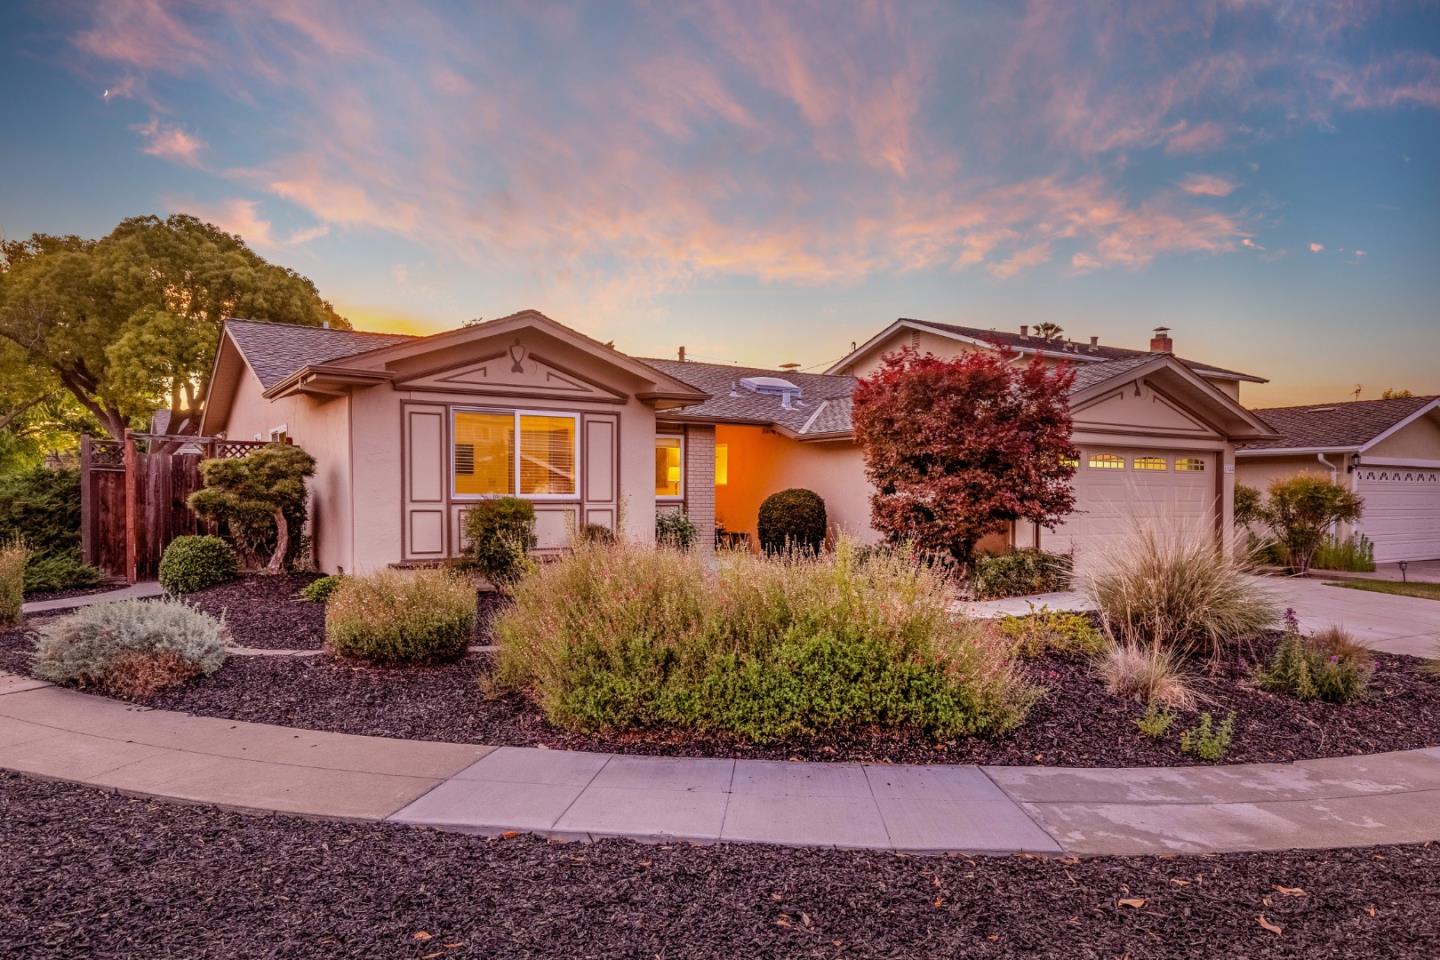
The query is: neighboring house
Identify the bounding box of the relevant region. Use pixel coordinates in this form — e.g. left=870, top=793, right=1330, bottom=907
left=1236, top=395, right=1440, bottom=562
left=200, top=309, right=1276, bottom=574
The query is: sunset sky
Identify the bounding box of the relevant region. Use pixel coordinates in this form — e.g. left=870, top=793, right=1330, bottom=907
left=2, top=1, right=1438, bottom=405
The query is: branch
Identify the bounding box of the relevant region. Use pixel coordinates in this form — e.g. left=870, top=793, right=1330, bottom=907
left=0, top=390, right=56, bottom=432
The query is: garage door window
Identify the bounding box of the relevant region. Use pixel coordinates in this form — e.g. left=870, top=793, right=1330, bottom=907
left=1134, top=456, right=1167, bottom=471
left=1175, top=457, right=1206, bottom=472
left=1088, top=453, right=1125, bottom=470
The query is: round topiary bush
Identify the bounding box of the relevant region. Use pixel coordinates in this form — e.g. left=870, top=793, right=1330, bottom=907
left=757, top=488, right=827, bottom=555
left=325, top=568, right=475, bottom=664
left=158, top=535, right=237, bottom=594
left=300, top=573, right=346, bottom=604
left=32, top=598, right=228, bottom=697
left=463, top=497, right=537, bottom=587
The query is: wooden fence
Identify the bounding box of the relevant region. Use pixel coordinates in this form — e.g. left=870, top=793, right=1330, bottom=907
left=80, top=433, right=276, bottom=583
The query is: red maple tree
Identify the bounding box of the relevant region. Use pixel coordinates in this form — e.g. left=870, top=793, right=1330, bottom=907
left=851, top=345, right=1078, bottom=565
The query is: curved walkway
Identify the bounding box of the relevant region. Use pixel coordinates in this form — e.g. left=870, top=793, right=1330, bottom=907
left=3, top=671, right=1439, bottom=855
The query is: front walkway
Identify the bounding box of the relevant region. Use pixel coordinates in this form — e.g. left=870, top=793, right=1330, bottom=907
left=3, top=672, right=1438, bottom=855
left=21, top=581, right=164, bottom=615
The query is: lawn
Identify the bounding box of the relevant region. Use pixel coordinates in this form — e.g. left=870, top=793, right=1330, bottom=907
left=1326, top=579, right=1440, bottom=602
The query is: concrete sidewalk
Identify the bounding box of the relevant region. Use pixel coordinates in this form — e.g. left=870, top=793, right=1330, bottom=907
left=3, top=671, right=1438, bottom=855
left=22, top=581, right=165, bottom=615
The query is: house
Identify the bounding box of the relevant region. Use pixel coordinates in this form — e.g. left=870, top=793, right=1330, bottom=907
left=1236, top=395, right=1440, bottom=562
left=199, top=309, right=1276, bottom=573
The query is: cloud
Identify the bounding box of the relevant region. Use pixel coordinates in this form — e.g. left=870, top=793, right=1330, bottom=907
left=133, top=117, right=204, bottom=165
left=177, top=198, right=273, bottom=247
left=1308, top=242, right=1325, bottom=253
left=988, top=242, right=1053, bottom=279
left=1179, top=173, right=1238, bottom=197
left=1165, top=122, right=1228, bottom=155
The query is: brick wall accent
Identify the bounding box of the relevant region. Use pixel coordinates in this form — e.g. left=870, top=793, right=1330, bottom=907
left=683, top=424, right=716, bottom=553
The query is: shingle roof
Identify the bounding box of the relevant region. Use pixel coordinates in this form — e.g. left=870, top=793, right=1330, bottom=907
left=899, top=319, right=1265, bottom=382
left=1241, top=395, right=1440, bottom=451
left=642, top=358, right=857, bottom=436
left=225, top=318, right=418, bottom=390
left=1067, top=354, right=1159, bottom=394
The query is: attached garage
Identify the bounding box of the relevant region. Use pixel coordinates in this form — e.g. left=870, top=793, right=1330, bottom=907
left=1355, top=466, right=1440, bottom=562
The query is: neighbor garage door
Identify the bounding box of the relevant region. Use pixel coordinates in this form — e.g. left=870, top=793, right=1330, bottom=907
left=1356, top=466, right=1440, bottom=562
left=1044, top=447, right=1218, bottom=567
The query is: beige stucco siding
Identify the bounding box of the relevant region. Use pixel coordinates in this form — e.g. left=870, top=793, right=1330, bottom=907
left=1235, top=454, right=1349, bottom=493
left=1366, top=413, right=1440, bottom=460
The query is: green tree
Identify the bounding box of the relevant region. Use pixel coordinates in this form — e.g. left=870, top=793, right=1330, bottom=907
left=1248, top=474, right=1363, bottom=576
left=1381, top=388, right=1414, bottom=400
left=1033, top=322, right=1064, bottom=340
left=188, top=444, right=316, bottom=573
left=0, top=215, right=345, bottom=441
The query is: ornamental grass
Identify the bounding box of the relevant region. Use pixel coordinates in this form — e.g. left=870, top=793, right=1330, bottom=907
left=326, top=568, right=475, bottom=665
left=495, top=538, right=1036, bottom=742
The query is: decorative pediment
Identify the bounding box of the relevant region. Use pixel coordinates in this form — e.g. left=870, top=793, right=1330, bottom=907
left=393, top=339, right=627, bottom=403
left=1072, top=378, right=1219, bottom=437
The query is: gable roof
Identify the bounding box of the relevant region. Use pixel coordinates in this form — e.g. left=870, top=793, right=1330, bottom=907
left=644, top=358, right=857, bottom=438
left=1240, top=395, right=1440, bottom=453
left=226, top=318, right=417, bottom=390
left=828, top=318, right=1266, bottom=383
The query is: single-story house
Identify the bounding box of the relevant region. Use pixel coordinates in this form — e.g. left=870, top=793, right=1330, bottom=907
left=200, top=310, right=1276, bottom=573
left=1236, top=395, right=1440, bottom=562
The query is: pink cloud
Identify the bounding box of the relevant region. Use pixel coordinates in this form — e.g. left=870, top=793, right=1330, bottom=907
left=1165, top=121, right=1227, bottom=155
left=133, top=117, right=204, bottom=165
left=1178, top=173, right=1238, bottom=197
left=1308, top=242, right=1325, bottom=253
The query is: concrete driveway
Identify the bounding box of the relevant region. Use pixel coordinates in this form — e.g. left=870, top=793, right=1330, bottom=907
left=1258, top=576, right=1440, bottom=658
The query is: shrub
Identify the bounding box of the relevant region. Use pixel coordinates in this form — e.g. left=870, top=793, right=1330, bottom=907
left=464, top=497, right=537, bottom=587
left=0, top=467, right=82, bottom=556
left=0, top=541, right=27, bottom=626
left=577, top=522, right=616, bottom=545
left=971, top=549, right=1072, bottom=599
left=158, top=535, right=237, bottom=594
left=1244, top=474, right=1364, bottom=575
left=32, top=599, right=228, bottom=696
left=757, top=488, right=827, bottom=555
left=1098, top=642, right=1195, bottom=709
left=1311, top=534, right=1376, bottom=573
left=1258, top=625, right=1372, bottom=704
left=1085, top=523, right=1278, bottom=658
left=300, top=574, right=346, bottom=604
left=1180, top=712, right=1235, bottom=762
left=188, top=444, right=316, bottom=572
left=999, top=607, right=1105, bottom=658
left=24, top=552, right=103, bottom=595
left=325, top=569, right=475, bottom=664
left=655, top=511, right=697, bottom=550
left=495, top=538, right=1037, bottom=742
left=1135, top=704, right=1176, bottom=738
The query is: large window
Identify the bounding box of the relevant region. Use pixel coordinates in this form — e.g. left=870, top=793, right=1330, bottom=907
left=655, top=435, right=683, bottom=498
left=453, top=409, right=577, bottom=498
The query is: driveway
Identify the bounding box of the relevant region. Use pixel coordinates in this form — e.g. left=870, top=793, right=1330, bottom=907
left=1255, top=576, right=1438, bottom=658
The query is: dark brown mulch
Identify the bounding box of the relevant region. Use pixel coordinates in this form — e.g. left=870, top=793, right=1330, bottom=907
left=2, top=771, right=1438, bottom=960
left=180, top=573, right=329, bottom=649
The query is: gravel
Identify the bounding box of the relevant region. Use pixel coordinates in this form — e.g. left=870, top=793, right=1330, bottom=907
left=1, top=771, right=1436, bottom=960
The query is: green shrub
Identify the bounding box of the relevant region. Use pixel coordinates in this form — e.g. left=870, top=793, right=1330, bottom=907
left=325, top=569, right=475, bottom=664
left=971, top=549, right=1072, bottom=600
left=188, top=444, right=316, bottom=573
left=158, top=535, right=237, bottom=594
left=655, top=511, right=697, bottom=550
left=300, top=574, right=346, bottom=604
left=999, top=607, right=1105, bottom=658
left=464, top=498, right=536, bottom=587
left=0, top=467, right=81, bottom=556
left=0, top=541, right=27, bottom=626
left=32, top=598, right=227, bottom=696
left=1135, top=703, right=1176, bottom=738
left=756, top=488, right=827, bottom=555
left=1311, top=534, right=1376, bottom=573
left=1085, top=524, right=1278, bottom=658
left=1244, top=474, right=1364, bottom=575
left=23, top=552, right=103, bottom=595
left=1258, top=625, right=1372, bottom=704
left=495, top=538, right=1036, bottom=742
left=1180, top=711, right=1235, bottom=762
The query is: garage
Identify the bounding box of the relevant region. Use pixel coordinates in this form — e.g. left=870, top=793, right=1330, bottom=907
left=1355, top=466, right=1440, bottom=562
left=1044, top=446, right=1218, bottom=565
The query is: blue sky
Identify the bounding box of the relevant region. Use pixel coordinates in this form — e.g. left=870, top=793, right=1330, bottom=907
left=2, top=0, right=1438, bottom=404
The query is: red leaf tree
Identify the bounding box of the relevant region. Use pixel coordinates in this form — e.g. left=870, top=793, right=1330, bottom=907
left=851, top=346, right=1078, bottom=565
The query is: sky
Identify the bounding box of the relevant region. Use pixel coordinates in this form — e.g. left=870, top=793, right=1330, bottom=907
left=1, top=1, right=1438, bottom=406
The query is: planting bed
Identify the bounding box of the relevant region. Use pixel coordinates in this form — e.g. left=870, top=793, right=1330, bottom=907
left=2, top=770, right=1438, bottom=960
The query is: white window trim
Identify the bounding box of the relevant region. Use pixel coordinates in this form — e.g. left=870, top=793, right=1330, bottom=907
left=656, top=433, right=685, bottom=501
left=450, top=406, right=582, bottom=501
left=269, top=424, right=289, bottom=442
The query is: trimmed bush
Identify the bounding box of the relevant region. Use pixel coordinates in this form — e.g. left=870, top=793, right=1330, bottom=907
left=757, top=488, right=827, bottom=555
left=23, top=552, right=103, bottom=595
left=999, top=607, right=1105, bottom=658
left=655, top=511, right=697, bottom=550
left=0, top=541, right=27, bottom=626
left=158, top=535, right=237, bottom=595
left=325, top=569, right=475, bottom=664
left=1258, top=625, right=1372, bottom=704
left=496, top=538, right=1036, bottom=743
left=32, top=599, right=228, bottom=696
left=1085, top=524, right=1278, bottom=658
left=300, top=574, right=346, bottom=604
left=464, top=497, right=536, bottom=587
left=971, top=549, right=1072, bottom=599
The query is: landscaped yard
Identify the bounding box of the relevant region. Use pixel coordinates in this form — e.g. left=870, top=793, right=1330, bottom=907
left=1327, top=579, right=1440, bottom=602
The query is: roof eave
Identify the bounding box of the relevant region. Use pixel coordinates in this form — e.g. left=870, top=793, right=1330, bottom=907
left=1236, top=446, right=1359, bottom=457
left=261, top=365, right=395, bottom=400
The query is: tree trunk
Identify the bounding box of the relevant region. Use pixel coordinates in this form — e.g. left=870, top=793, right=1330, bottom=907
left=266, top=509, right=289, bottom=575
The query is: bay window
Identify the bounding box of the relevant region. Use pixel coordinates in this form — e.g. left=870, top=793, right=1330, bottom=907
left=453, top=409, right=577, bottom=498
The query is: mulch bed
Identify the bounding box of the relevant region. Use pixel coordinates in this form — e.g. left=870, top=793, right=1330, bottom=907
left=2, top=771, right=1437, bottom=960
left=181, top=573, right=329, bottom=649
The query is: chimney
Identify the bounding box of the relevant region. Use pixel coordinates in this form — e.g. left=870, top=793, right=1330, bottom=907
left=1019, top=324, right=1029, bottom=338
left=322, top=320, right=330, bottom=329
left=678, top=345, right=686, bottom=362
left=1149, top=326, right=1173, bottom=353
left=1088, top=335, right=1099, bottom=352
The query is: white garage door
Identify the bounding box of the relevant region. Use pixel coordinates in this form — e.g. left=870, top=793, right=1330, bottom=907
left=1044, top=447, right=1218, bottom=567
left=1356, top=466, right=1440, bottom=562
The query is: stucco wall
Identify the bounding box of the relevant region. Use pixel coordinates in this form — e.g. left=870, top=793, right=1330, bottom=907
left=1367, top=412, right=1440, bottom=460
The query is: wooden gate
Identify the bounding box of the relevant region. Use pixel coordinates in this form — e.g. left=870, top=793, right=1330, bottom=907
left=80, top=433, right=275, bottom=583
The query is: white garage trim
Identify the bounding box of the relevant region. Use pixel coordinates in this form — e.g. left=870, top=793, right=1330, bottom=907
left=1355, top=465, right=1440, bottom=563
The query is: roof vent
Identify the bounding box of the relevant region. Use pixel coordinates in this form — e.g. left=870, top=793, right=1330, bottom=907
left=1310, top=406, right=1337, bottom=413
left=740, top=375, right=803, bottom=409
